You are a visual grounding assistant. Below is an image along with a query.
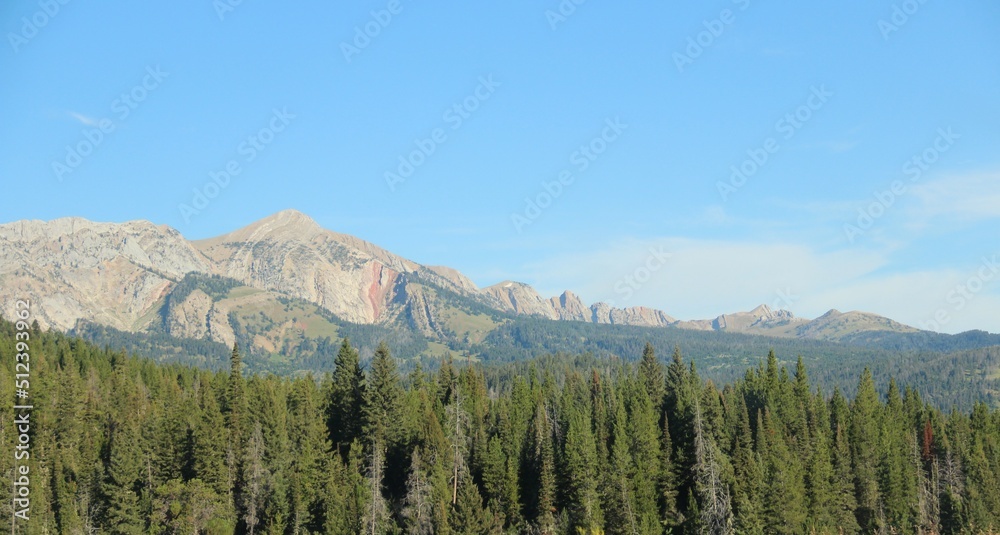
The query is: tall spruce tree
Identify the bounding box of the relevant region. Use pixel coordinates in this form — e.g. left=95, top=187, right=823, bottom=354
left=104, top=421, right=145, bottom=534
left=328, top=337, right=366, bottom=456
left=731, top=402, right=765, bottom=535
left=364, top=341, right=403, bottom=444
left=638, top=342, right=666, bottom=411
left=563, top=406, right=603, bottom=532
left=850, top=368, right=882, bottom=532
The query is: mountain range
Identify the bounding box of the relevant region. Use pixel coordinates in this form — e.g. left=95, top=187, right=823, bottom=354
left=0, top=209, right=939, bottom=354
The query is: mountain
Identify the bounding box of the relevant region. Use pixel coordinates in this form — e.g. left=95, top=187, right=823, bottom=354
left=0, top=210, right=988, bottom=367
left=792, top=308, right=920, bottom=340
left=484, top=282, right=675, bottom=326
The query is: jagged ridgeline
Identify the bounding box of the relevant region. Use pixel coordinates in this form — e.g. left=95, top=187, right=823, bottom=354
left=2, top=322, right=999, bottom=533
left=72, top=272, right=1000, bottom=409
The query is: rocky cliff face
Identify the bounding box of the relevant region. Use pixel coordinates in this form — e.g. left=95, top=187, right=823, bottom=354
left=484, top=281, right=558, bottom=318
left=164, top=288, right=236, bottom=347
left=548, top=291, right=589, bottom=321
left=0, top=217, right=211, bottom=332
left=592, top=304, right=676, bottom=326
left=194, top=209, right=419, bottom=325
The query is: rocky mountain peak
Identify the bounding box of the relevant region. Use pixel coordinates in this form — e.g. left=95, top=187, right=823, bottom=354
left=214, top=209, right=323, bottom=244
left=484, top=281, right=551, bottom=317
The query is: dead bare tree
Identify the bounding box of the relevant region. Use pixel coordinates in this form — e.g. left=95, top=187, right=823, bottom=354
left=913, top=433, right=940, bottom=534
left=242, top=423, right=269, bottom=535
left=446, top=385, right=470, bottom=505
left=402, top=449, right=435, bottom=535
left=366, top=440, right=390, bottom=535
left=693, top=398, right=733, bottom=535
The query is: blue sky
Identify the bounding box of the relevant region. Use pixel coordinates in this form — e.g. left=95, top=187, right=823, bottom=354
left=2, top=0, right=999, bottom=333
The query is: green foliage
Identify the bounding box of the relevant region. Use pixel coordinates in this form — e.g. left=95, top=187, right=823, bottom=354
left=326, top=338, right=366, bottom=456
left=5, top=317, right=1000, bottom=534
left=166, top=273, right=243, bottom=305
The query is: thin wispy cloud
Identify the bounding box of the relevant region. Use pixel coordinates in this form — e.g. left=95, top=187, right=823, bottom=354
left=67, top=111, right=101, bottom=127
left=908, top=171, right=1000, bottom=222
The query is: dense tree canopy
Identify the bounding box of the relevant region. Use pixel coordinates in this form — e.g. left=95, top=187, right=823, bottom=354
left=1, top=320, right=998, bottom=534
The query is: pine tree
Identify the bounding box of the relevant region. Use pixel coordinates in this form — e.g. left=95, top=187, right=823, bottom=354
left=665, top=345, right=696, bottom=528
left=227, top=343, right=248, bottom=528
left=563, top=407, right=603, bottom=532
left=603, top=390, right=639, bottom=535
left=760, top=408, right=806, bottom=534
left=480, top=434, right=514, bottom=525
left=364, top=341, right=403, bottom=445
left=451, top=470, right=494, bottom=535
left=287, top=376, right=329, bottom=532
left=625, top=375, right=662, bottom=534
left=791, top=357, right=811, bottom=440
left=638, top=342, right=666, bottom=412
left=804, top=390, right=837, bottom=533
left=328, top=337, right=366, bottom=456
left=530, top=400, right=558, bottom=533
left=850, top=368, right=881, bottom=532
left=340, top=440, right=372, bottom=535
left=227, top=343, right=247, bottom=441
left=104, top=421, right=145, bottom=534
left=658, top=412, right=682, bottom=531
left=879, top=378, right=918, bottom=531
left=247, top=376, right=290, bottom=532
left=731, top=402, right=764, bottom=535
left=322, top=454, right=353, bottom=535
left=191, top=383, right=230, bottom=502
left=829, top=388, right=861, bottom=534
left=151, top=478, right=228, bottom=534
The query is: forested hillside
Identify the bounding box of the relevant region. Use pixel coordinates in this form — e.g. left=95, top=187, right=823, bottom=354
left=2, top=320, right=999, bottom=534
left=475, top=317, right=1000, bottom=411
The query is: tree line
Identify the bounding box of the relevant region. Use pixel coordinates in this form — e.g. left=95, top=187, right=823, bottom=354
left=0, top=319, right=998, bottom=534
